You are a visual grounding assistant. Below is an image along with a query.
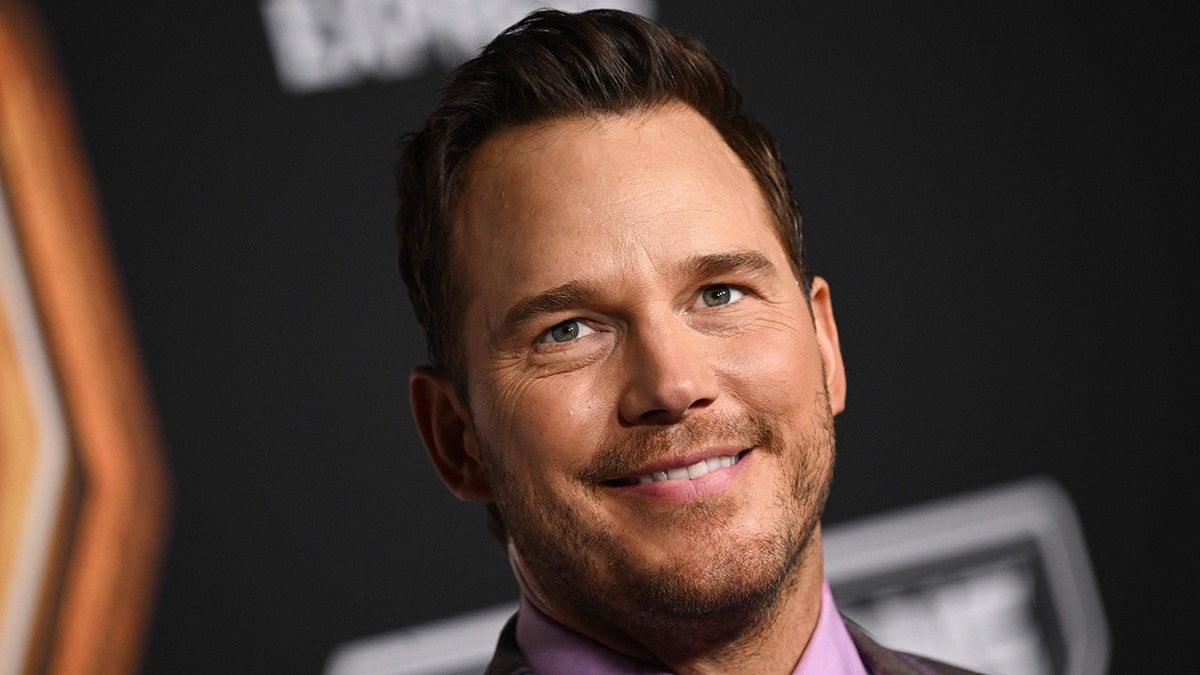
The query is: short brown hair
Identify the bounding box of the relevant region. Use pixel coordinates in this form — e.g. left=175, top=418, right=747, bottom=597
left=396, top=8, right=808, bottom=387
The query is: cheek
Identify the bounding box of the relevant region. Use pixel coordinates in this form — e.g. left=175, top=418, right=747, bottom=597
left=719, top=320, right=823, bottom=408
left=479, top=368, right=614, bottom=473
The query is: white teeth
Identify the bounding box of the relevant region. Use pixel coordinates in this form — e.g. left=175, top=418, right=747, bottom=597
left=633, top=453, right=741, bottom=484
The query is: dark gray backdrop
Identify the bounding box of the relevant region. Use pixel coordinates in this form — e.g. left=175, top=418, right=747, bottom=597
left=27, top=1, right=1194, bottom=672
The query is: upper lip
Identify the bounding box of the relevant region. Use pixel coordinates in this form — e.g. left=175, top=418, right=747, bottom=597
left=614, top=446, right=750, bottom=480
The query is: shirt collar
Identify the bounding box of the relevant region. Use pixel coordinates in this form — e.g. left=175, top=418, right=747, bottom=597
left=515, top=579, right=869, bottom=674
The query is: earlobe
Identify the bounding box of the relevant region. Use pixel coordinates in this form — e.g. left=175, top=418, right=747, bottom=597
left=809, top=276, right=847, bottom=415
left=409, top=367, right=494, bottom=501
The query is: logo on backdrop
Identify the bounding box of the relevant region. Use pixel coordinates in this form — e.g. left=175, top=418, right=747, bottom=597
left=261, top=0, right=657, bottom=94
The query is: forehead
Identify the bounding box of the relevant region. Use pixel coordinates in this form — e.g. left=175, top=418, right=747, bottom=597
left=457, top=104, right=774, bottom=241
left=450, top=104, right=783, bottom=316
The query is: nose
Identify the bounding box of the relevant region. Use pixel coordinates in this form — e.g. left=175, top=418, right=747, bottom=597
left=617, top=317, right=720, bottom=425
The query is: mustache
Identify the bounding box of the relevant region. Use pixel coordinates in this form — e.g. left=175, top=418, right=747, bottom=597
left=578, top=412, right=775, bottom=485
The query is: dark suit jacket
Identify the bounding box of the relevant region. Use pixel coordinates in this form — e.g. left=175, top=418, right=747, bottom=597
left=484, top=613, right=986, bottom=675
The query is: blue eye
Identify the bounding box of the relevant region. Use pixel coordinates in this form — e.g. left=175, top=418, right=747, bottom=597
left=541, top=319, right=594, bottom=343
left=700, top=284, right=743, bottom=307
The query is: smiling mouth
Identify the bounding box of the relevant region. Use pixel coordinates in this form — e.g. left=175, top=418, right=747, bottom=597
left=603, top=449, right=751, bottom=487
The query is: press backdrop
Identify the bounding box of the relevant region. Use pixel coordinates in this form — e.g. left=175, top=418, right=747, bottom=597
left=26, top=1, right=1194, bottom=672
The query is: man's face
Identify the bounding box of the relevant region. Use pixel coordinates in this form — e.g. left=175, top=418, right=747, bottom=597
left=418, top=104, right=845, bottom=641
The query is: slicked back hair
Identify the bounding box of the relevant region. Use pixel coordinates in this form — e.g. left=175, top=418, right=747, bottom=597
left=396, top=8, right=809, bottom=390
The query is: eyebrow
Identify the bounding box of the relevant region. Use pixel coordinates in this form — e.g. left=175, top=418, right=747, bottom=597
left=499, top=249, right=777, bottom=332
left=501, top=279, right=606, bottom=332
left=678, top=249, right=775, bottom=279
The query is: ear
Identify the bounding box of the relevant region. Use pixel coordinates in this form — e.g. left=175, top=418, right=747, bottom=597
left=809, top=276, right=847, bottom=415
left=409, top=367, right=494, bottom=501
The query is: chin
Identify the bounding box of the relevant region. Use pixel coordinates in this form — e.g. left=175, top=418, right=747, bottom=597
left=642, top=513, right=808, bottom=613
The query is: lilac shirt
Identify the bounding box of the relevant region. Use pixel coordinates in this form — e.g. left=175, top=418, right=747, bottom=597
left=515, top=579, right=869, bottom=674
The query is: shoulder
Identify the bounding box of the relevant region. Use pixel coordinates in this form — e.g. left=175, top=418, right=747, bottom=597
left=843, top=617, right=990, bottom=675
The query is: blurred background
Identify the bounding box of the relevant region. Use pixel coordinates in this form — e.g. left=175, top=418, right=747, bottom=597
left=10, top=0, right=1195, bottom=672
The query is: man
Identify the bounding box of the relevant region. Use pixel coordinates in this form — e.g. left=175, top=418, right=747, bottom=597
left=395, top=9, right=982, bottom=675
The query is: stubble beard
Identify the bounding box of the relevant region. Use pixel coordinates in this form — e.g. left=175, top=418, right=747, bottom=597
left=479, top=399, right=836, bottom=660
